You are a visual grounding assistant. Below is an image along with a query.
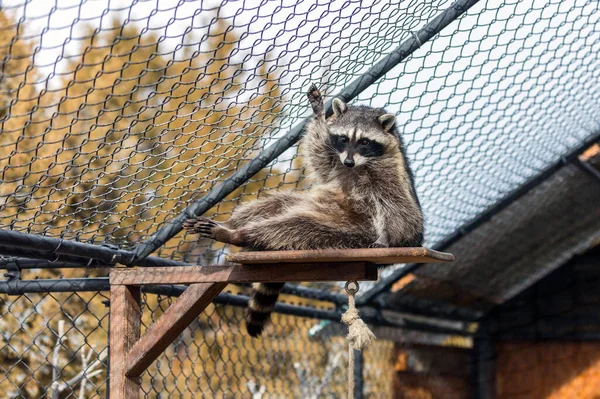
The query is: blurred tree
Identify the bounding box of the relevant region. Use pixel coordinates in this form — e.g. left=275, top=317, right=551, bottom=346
left=0, top=13, right=291, bottom=250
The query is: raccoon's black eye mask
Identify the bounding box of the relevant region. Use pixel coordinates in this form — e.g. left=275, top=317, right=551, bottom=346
left=329, top=134, right=384, bottom=158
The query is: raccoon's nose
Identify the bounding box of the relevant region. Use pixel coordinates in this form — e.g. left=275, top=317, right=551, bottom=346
left=343, top=158, right=355, bottom=168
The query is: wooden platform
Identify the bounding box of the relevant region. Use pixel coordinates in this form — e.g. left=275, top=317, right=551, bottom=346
left=108, top=247, right=453, bottom=398
left=227, top=247, right=455, bottom=265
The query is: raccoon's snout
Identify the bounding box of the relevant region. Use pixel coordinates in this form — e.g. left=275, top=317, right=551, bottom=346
left=338, top=150, right=356, bottom=168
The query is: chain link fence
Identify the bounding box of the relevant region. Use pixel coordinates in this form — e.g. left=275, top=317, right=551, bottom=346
left=0, top=288, right=399, bottom=398
left=141, top=289, right=396, bottom=398
left=0, top=291, right=109, bottom=398
left=1, top=0, right=600, bottom=397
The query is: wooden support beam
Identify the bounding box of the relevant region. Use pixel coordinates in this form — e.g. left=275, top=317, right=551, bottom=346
left=108, top=262, right=378, bottom=398
left=110, top=262, right=377, bottom=286
left=126, top=282, right=227, bottom=377
left=110, top=284, right=141, bottom=399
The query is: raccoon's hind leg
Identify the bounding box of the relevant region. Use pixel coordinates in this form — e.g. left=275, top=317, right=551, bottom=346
left=183, top=217, right=247, bottom=246
left=239, top=212, right=376, bottom=250
left=227, top=192, right=303, bottom=229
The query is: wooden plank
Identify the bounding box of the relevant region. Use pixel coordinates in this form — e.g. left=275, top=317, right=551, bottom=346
left=125, top=282, right=226, bottom=377
left=110, top=285, right=141, bottom=399
left=226, top=247, right=455, bottom=265
left=110, top=262, right=377, bottom=286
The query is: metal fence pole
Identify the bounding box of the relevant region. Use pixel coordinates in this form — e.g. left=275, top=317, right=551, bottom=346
left=0, top=278, right=473, bottom=336
left=353, top=349, right=364, bottom=399
left=473, top=324, right=496, bottom=399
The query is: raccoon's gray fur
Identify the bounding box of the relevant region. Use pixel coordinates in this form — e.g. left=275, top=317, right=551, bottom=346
left=183, top=84, right=424, bottom=337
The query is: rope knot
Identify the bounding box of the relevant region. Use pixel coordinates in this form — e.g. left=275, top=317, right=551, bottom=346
left=341, top=307, right=360, bottom=324
left=342, top=282, right=375, bottom=350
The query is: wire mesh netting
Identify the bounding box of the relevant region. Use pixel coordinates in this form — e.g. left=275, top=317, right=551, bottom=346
left=140, top=289, right=396, bottom=398
left=0, top=0, right=598, bottom=265
left=0, top=291, right=109, bottom=398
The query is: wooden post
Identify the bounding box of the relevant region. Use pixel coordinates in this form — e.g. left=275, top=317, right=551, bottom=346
left=110, top=284, right=141, bottom=398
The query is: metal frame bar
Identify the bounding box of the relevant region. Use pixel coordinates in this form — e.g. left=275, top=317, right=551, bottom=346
left=493, top=334, right=600, bottom=341
left=280, top=284, right=347, bottom=304
left=0, top=257, right=92, bottom=270
left=575, top=157, right=600, bottom=183
left=0, top=230, right=188, bottom=267
left=0, top=277, right=109, bottom=293
left=373, top=293, right=483, bottom=322
left=0, top=245, right=93, bottom=265
left=473, top=324, right=496, bottom=399
left=0, top=277, right=473, bottom=336
left=353, top=349, right=364, bottom=399
left=0, top=272, right=480, bottom=321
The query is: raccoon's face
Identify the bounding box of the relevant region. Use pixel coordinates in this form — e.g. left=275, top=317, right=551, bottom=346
left=329, top=130, right=385, bottom=168
left=327, top=98, right=398, bottom=168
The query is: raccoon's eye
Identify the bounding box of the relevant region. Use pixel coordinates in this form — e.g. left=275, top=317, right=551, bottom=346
left=339, top=136, right=349, bottom=144
left=358, top=138, right=370, bottom=146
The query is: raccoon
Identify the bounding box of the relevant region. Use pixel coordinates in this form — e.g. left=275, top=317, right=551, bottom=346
left=183, top=84, right=424, bottom=337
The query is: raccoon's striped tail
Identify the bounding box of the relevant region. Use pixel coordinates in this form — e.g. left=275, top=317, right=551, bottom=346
left=246, top=282, right=285, bottom=338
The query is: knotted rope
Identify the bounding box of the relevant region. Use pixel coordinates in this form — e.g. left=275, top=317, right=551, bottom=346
left=342, top=281, right=376, bottom=399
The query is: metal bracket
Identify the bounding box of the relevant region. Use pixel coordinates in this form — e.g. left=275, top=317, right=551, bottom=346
left=4, top=260, right=22, bottom=281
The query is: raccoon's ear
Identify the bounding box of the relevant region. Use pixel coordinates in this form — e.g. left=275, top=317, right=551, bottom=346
left=332, top=98, right=348, bottom=117
left=379, top=114, right=396, bottom=132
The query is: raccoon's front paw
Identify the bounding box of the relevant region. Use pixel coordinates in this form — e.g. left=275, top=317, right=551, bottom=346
left=307, top=83, right=324, bottom=115
left=183, top=217, right=220, bottom=239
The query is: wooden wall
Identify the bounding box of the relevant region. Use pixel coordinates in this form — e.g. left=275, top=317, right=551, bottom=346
left=391, top=344, right=473, bottom=399
left=496, top=342, right=600, bottom=398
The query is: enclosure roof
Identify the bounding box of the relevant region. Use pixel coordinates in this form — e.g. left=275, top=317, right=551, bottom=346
left=386, top=151, right=600, bottom=312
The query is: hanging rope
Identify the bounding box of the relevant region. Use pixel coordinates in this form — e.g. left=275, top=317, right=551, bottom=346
left=342, top=281, right=376, bottom=399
